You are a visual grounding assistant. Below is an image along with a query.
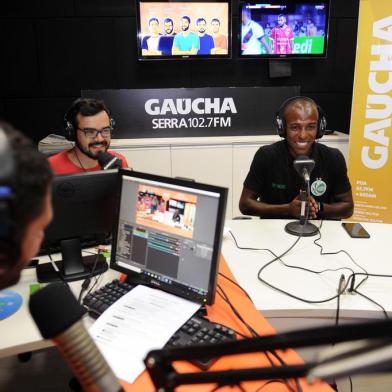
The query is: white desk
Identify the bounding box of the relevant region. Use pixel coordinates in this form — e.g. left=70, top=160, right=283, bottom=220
left=222, top=219, right=392, bottom=329
left=0, top=254, right=119, bottom=359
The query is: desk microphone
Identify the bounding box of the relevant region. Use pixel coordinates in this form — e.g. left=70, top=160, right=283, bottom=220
left=285, top=155, right=318, bottom=237
left=97, top=151, right=122, bottom=170
left=29, top=283, right=123, bottom=392
left=293, top=155, right=315, bottom=183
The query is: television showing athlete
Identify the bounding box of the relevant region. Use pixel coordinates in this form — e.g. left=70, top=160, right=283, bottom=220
left=172, top=16, right=199, bottom=55
left=270, top=14, right=294, bottom=54
left=141, top=17, right=162, bottom=55
left=241, top=7, right=271, bottom=55
left=196, top=18, right=215, bottom=54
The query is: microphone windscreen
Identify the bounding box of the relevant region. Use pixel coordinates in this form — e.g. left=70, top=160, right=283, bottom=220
left=29, top=283, right=86, bottom=339
left=96, top=151, right=121, bottom=170
left=293, top=155, right=315, bottom=176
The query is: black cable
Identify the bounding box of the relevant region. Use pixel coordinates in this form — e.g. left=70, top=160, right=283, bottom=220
left=218, top=271, right=254, bottom=303
left=352, top=288, right=389, bottom=319
left=216, top=284, right=300, bottom=392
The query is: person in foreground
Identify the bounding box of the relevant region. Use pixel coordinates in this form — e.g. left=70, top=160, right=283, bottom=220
left=48, top=98, right=128, bottom=175
left=239, top=96, right=354, bottom=220
left=0, top=122, right=53, bottom=290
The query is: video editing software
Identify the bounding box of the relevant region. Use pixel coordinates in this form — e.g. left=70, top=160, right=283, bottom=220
left=111, top=170, right=227, bottom=304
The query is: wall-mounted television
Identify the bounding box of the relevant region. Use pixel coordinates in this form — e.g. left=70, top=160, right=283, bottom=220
left=239, top=0, right=330, bottom=59
left=136, top=0, right=231, bottom=60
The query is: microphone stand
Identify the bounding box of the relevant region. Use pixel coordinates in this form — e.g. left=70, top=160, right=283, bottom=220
left=144, top=319, right=392, bottom=391
left=285, top=182, right=318, bottom=237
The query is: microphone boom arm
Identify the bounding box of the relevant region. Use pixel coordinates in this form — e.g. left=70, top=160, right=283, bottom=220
left=145, top=319, right=392, bottom=391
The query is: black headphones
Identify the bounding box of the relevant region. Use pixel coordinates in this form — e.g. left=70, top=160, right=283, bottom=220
left=275, top=96, right=327, bottom=139
left=64, top=98, right=116, bottom=142
left=0, top=126, right=16, bottom=262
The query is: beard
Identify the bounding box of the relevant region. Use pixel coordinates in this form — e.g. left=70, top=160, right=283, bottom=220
left=76, top=139, right=109, bottom=160
left=182, top=25, right=189, bottom=31
left=199, top=28, right=206, bottom=33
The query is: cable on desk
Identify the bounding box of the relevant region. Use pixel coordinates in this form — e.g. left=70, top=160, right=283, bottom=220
left=218, top=272, right=254, bottom=303
left=216, top=284, right=300, bottom=392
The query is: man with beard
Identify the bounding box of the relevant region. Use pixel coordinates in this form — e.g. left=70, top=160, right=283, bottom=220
left=172, top=15, right=199, bottom=55
left=270, top=14, right=294, bottom=54
left=49, top=98, right=128, bottom=174
left=196, top=17, right=215, bottom=54
left=0, top=122, right=53, bottom=290
left=159, top=17, right=176, bottom=55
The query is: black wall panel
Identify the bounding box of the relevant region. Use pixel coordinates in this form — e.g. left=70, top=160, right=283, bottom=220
left=0, top=0, right=360, bottom=142
left=0, top=22, right=40, bottom=97
left=37, top=18, right=117, bottom=96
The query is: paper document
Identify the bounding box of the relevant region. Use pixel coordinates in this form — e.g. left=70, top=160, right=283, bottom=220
left=89, top=285, right=200, bottom=383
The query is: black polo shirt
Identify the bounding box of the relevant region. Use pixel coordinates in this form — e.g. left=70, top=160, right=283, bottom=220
left=244, top=140, right=351, bottom=213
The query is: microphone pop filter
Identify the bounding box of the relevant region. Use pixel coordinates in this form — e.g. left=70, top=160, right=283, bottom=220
left=293, top=155, right=315, bottom=179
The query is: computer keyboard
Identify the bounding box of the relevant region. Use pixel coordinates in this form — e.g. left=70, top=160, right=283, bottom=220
left=82, top=279, right=237, bottom=369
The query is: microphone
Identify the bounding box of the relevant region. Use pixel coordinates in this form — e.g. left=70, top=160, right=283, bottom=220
left=29, top=283, right=123, bottom=392
left=97, top=151, right=122, bottom=170
left=285, top=155, right=318, bottom=237
left=293, top=155, right=315, bottom=183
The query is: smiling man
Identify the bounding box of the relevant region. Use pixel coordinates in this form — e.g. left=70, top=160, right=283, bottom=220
left=49, top=98, right=128, bottom=175
left=239, top=97, right=353, bottom=219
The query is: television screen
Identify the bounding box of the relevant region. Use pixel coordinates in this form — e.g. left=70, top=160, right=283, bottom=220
left=239, top=1, right=330, bottom=58
left=136, top=0, right=231, bottom=60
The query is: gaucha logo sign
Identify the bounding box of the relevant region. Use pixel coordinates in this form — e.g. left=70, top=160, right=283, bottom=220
left=144, top=97, right=238, bottom=129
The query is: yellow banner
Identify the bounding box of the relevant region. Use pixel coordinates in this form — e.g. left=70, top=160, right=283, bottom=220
left=348, top=0, right=392, bottom=222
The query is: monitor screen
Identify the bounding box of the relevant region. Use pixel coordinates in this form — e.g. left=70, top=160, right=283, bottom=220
left=239, top=0, right=330, bottom=58
left=136, top=0, right=231, bottom=60
left=110, top=170, right=228, bottom=305
left=37, top=170, right=119, bottom=283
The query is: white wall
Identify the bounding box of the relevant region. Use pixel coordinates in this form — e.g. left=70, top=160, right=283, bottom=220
left=112, top=133, right=349, bottom=219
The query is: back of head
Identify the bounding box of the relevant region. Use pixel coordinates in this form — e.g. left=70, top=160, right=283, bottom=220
left=0, top=121, right=53, bottom=274
left=63, top=98, right=111, bottom=141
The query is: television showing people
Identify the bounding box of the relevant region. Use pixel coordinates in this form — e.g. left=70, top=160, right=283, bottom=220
left=239, top=1, right=329, bottom=57
left=137, top=1, right=230, bottom=58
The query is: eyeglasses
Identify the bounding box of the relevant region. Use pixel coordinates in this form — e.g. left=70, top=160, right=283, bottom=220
left=77, top=127, right=112, bottom=138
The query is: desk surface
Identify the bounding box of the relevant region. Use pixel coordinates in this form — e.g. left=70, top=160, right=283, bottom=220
left=222, top=219, right=392, bottom=320
left=0, top=253, right=333, bottom=392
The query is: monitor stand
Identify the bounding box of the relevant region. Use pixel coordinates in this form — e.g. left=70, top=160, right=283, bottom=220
left=36, top=238, right=108, bottom=283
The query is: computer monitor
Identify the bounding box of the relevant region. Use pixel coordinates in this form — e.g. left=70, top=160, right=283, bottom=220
left=110, top=170, right=228, bottom=305
left=136, top=0, right=231, bottom=60
left=239, top=0, right=330, bottom=58
left=37, top=170, right=119, bottom=283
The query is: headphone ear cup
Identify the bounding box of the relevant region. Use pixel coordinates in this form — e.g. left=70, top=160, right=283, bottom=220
left=275, top=114, right=285, bottom=138
left=317, top=106, right=327, bottom=139
left=64, top=121, right=75, bottom=142
left=109, top=117, right=116, bottom=133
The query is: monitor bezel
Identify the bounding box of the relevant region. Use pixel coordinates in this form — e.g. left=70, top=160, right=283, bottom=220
left=239, top=0, right=331, bottom=60
left=136, top=0, right=232, bottom=60
left=110, top=169, right=228, bottom=305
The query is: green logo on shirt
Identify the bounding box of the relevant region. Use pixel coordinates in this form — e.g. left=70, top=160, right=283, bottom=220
left=311, top=179, right=327, bottom=196
left=272, top=183, right=286, bottom=190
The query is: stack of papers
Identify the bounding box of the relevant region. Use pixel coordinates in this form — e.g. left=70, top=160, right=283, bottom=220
left=89, top=285, right=200, bottom=383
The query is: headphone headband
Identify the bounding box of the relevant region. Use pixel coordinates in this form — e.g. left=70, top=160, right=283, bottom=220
left=275, top=96, right=327, bottom=139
